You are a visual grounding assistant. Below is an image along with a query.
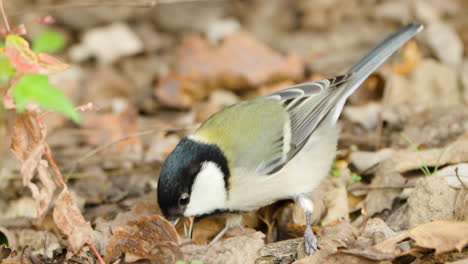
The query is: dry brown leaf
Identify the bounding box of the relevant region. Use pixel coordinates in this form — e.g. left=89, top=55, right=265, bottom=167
left=407, top=221, right=468, bottom=254
left=10, top=112, right=56, bottom=217
left=105, top=215, right=181, bottom=263
left=156, top=32, right=305, bottom=108
left=53, top=189, right=93, bottom=253
left=183, top=232, right=264, bottom=264
left=363, top=160, right=407, bottom=216
left=343, top=221, right=468, bottom=260
left=390, top=40, right=422, bottom=75
left=83, top=106, right=141, bottom=155
left=92, top=202, right=162, bottom=255
left=291, top=221, right=358, bottom=263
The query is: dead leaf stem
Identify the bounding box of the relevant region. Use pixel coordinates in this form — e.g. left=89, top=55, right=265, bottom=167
left=88, top=243, right=105, bottom=264
left=455, top=167, right=468, bottom=190
left=44, top=143, right=65, bottom=188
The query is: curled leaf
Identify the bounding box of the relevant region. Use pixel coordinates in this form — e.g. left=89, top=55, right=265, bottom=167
left=5, top=34, right=68, bottom=74
left=10, top=111, right=55, bottom=217
left=105, top=215, right=181, bottom=263
left=343, top=220, right=468, bottom=260
left=53, top=189, right=93, bottom=253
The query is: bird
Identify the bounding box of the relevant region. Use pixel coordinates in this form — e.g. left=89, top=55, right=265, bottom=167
left=157, top=23, right=423, bottom=254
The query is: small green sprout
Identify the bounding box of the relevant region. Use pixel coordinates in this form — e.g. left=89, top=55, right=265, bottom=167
left=350, top=173, right=362, bottom=183
left=176, top=261, right=203, bottom=264
left=400, top=132, right=447, bottom=176
left=331, top=160, right=341, bottom=176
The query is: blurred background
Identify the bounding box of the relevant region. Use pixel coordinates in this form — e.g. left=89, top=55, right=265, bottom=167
left=0, top=0, right=467, bottom=263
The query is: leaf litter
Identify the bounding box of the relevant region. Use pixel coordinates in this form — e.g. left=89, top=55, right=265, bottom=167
left=1, top=1, right=468, bottom=264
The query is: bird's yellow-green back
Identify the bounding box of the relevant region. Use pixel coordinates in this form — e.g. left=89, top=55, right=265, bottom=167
left=194, top=99, right=288, bottom=171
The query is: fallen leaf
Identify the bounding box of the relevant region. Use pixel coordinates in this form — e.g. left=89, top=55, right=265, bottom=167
left=407, top=221, right=468, bottom=254
left=292, top=221, right=358, bottom=263
left=392, top=139, right=468, bottom=173
left=183, top=232, right=264, bottom=264
left=348, top=149, right=394, bottom=173
left=156, top=32, right=304, bottom=108
left=105, top=215, right=181, bottom=263
left=69, top=22, right=143, bottom=64
left=53, top=189, right=93, bottom=253
left=363, top=160, right=406, bottom=217
left=92, top=202, right=161, bottom=255
left=391, top=40, right=422, bottom=75
left=394, top=106, right=468, bottom=148
left=343, top=221, right=468, bottom=260
left=360, top=218, right=397, bottom=244
left=82, top=105, right=142, bottom=155
left=424, top=22, right=463, bottom=67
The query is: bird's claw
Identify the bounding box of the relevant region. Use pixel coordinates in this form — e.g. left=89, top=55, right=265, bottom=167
left=304, top=225, right=318, bottom=255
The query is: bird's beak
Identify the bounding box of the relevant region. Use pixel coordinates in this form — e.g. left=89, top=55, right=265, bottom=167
left=169, top=218, right=180, bottom=226
left=183, top=216, right=194, bottom=239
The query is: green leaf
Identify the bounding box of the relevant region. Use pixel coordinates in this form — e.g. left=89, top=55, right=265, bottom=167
left=331, top=168, right=341, bottom=177
left=350, top=173, right=362, bottom=183
left=32, top=30, right=66, bottom=53
left=0, top=55, right=16, bottom=83
left=13, top=73, right=80, bottom=122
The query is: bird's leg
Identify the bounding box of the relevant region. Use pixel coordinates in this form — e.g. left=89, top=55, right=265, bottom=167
left=298, top=195, right=318, bottom=254
left=209, top=214, right=243, bottom=246
left=209, top=225, right=230, bottom=246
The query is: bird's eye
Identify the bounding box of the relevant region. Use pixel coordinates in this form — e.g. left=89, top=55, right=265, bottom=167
left=178, top=192, right=190, bottom=207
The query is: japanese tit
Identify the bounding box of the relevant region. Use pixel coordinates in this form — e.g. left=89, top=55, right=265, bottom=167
left=157, top=23, right=423, bottom=254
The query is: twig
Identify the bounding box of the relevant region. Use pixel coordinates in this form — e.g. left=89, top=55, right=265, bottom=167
left=0, top=0, right=10, bottom=32
left=348, top=183, right=415, bottom=192
left=2, top=165, right=156, bottom=180
left=88, top=242, right=105, bottom=264
left=44, top=143, right=66, bottom=188
left=455, top=167, right=468, bottom=190
left=11, top=0, right=227, bottom=17
left=65, top=125, right=197, bottom=180
left=359, top=204, right=368, bottom=230
left=20, top=246, right=28, bottom=264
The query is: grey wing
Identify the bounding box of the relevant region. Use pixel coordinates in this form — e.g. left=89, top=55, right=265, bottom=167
left=257, top=23, right=423, bottom=175
left=257, top=74, right=352, bottom=174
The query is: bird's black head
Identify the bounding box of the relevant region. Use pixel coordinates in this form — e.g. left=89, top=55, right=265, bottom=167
left=157, top=137, right=230, bottom=220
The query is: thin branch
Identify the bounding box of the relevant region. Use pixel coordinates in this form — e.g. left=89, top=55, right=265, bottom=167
left=455, top=167, right=468, bottom=190
left=65, top=125, right=197, bottom=180
left=11, top=0, right=227, bottom=16
left=348, top=183, right=416, bottom=192
left=88, top=243, right=105, bottom=264
left=44, top=143, right=66, bottom=188
left=0, top=0, right=10, bottom=32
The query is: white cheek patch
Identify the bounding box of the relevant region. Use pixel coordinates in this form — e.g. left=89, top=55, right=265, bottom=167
left=184, top=161, right=227, bottom=216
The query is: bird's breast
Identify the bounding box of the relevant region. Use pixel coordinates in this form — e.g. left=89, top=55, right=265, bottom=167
left=225, top=123, right=339, bottom=212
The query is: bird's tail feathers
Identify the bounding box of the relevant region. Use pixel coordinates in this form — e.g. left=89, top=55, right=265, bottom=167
left=330, top=23, right=424, bottom=122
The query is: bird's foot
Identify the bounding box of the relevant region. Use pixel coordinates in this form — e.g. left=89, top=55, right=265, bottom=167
left=304, top=225, right=318, bottom=255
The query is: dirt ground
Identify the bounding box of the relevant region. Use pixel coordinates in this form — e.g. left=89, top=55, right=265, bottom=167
left=0, top=0, right=467, bottom=263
